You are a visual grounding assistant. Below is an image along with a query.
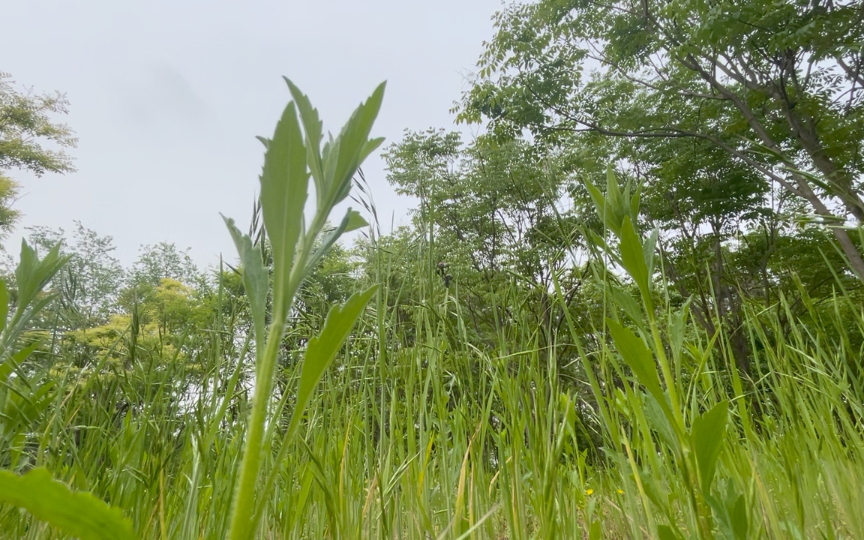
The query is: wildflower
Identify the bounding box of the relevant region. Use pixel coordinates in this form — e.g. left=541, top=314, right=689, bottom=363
left=617, top=489, right=624, bottom=495
left=586, top=489, right=594, bottom=496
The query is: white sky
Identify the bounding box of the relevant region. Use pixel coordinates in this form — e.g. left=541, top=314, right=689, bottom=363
left=2, top=0, right=499, bottom=267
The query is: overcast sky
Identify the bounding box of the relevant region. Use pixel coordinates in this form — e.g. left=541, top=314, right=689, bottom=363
left=2, top=0, right=500, bottom=268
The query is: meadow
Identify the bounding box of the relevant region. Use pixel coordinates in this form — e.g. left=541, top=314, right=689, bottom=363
left=1, top=78, right=863, bottom=540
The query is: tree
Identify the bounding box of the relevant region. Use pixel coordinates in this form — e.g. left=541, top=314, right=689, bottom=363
left=127, top=242, right=203, bottom=290
left=459, top=0, right=864, bottom=279
left=384, top=129, right=585, bottom=352
left=0, top=72, right=76, bottom=239
left=26, top=222, right=125, bottom=330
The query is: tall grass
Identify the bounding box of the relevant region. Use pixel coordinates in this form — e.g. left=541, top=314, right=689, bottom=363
left=2, top=112, right=863, bottom=540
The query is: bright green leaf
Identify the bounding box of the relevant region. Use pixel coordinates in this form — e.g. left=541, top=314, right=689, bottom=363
left=619, top=217, right=652, bottom=310
left=325, top=83, right=386, bottom=207
left=691, top=400, right=729, bottom=492
left=286, top=285, right=379, bottom=438
left=0, top=468, right=136, bottom=540
left=588, top=520, right=603, bottom=540
left=643, top=227, right=658, bottom=278
left=224, top=216, right=269, bottom=356
left=259, top=101, right=309, bottom=323
left=607, top=319, right=671, bottom=420
left=731, top=493, right=749, bottom=540
left=657, top=524, right=682, bottom=540
left=0, top=280, right=7, bottom=334
left=283, top=79, right=324, bottom=197
left=344, top=209, right=369, bottom=233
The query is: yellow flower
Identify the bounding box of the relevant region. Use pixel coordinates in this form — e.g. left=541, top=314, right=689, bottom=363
left=585, top=489, right=594, bottom=496
left=617, top=489, right=624, bottom=494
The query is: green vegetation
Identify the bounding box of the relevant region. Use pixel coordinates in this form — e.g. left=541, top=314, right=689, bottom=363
left=0, top=72, right=76, bottom=239
left=2, top=1, right=864, bottom=537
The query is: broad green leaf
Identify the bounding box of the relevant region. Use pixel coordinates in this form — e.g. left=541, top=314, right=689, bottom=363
left=629, top=181, right=642, bottom=223
left=359, top=137, right=386, bottom=164
left=224, top=217, right=269, bottom=356
left=14, top=241, right=67, bottom=321
left=259, top=101, right=309, bottom=323
left=324, top=83, right=385, bottom=207
left=691, top=400, right=728, bottom=491
left=284, top=79, right=324, bottom=197
left=669, top=298, right=691, bottom=362
left=731, top=493, right=749, bottom=540
left=286, top=285, right=378, bottom=438
left=607, top=319, right=671, bottom=420
left=657, top=524, right=682, bottom=540
left=0, top=468, right=135, bottom=540
left=304, top=208, right=359, bottom=274
left=584, top=177, right=622, bottom=236
left=619, top=217, right=652, bottom=310
left=588, top=520, right=603, bottom=540
left=0, top=280, right=7, bottom=334
left=583, top=178, right=607, bottom=218
left=605, top=166, right=624, bottom=229
left=0, top=342, right=40, bottom=386
left=344, top=209, right=369, bottom=233
left=606, top=283, right=643, bottom=328
left=643, top=392, right=677, bottom=449
left=643, top=227, right=658, bottom=278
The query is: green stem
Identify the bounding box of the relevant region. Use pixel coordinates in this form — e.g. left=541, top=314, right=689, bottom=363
left=228, top=231, right=315, bottom=540
left=227, top=321, right=285, bottom=540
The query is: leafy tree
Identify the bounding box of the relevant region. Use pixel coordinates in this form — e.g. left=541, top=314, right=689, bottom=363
left=25, top=222, right=124, bottom=330
left=128, top=242, right=202, bottom=289
left=459, top=0, right=864, bottom=278
left=0, top=72, right=76, bottom=239
left=384, top=129, right=590, bottom=354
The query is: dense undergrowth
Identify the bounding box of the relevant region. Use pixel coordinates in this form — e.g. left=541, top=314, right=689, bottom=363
left=1, top=83, right=863, bottom=540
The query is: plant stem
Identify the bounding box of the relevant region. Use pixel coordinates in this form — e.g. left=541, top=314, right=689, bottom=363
left=226, top=320, right=286, bottom=540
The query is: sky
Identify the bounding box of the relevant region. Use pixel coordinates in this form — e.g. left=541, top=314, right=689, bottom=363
left=1, top=0, right=501, bottom=268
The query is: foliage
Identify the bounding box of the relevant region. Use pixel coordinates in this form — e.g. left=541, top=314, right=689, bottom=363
left=459, top=0, right=864, bottom=278
left=0, top=72, right=76, bottom=239
left=222, top=78, right=383, bottom=540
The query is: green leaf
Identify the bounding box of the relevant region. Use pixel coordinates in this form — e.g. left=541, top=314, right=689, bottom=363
left=691, top=400, right=729, bottom=492
left=283, top=79, right=324, bottom=198
left=629, top=181, right=642, bottom=224
left=259, top=101, right=309, bottom=323
left=619, top=217, right=652, bottom=310
left=344, top=209, right=369, bottom=233
left=223, top=216, right=269, bottom=356
left=669, top=298, right=691, bottom=362
left=0, top=342, right=40, bottom=386
left=304, top=207, right=361, bottom=274
left=0, top=468, right=135, bottom=540
left=657, top=524, right=682, bottom=540
left=731, top=493, right=749, bottom=540
left=643, top=227, right=658, bottom=278
left=323, top=83, right=386, bottom=208
left=588, top=520, right=603, bottom=540
left=584, top=177, right=621, bottom=236
left=605, top=165, right=624, bottom=228
left=286, top=285, right=379, bottom=438
left=607, top=283, right=643, bottom=327
left=606, top=319, right=671, bottom=420
left=14, top=240, right=68, bottom=321
left=0, top=280, right=8, bottom=334
left=643, top=392, right=677, bottom=449
left=584, top=178, right=607, bottom=217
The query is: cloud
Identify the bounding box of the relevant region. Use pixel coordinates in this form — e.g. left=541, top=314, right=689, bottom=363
left=116, top=63, right=211, bottom=131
